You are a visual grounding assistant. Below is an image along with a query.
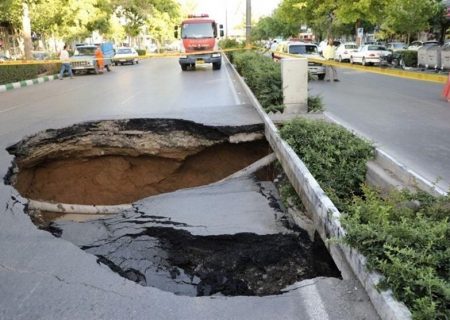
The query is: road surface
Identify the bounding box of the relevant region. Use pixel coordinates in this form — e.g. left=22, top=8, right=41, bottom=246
left=0, top=59, right=379, bottom=319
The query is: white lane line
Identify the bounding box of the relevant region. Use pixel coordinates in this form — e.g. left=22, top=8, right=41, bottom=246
left=224, top=62, right=242, bottom=105
left=299, top=280, right=330, bottom=320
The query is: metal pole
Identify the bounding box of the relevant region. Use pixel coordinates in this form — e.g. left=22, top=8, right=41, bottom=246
left=246, top=0, right=251, bottom=46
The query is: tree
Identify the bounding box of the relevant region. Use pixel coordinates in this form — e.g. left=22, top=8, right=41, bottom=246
left=381, top=0, right=437, bottom=43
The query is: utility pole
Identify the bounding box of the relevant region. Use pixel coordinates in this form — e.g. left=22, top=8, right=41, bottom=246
left=246, top=0, right=251, bottom=46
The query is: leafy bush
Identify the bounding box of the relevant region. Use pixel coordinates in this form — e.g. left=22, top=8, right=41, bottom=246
left=136, top=49, right=146, bottom=56
left=232, top=50, right=284, bottom=113
left=307, top=95, right=324, bottom=113
left=342, top=187, right=450, bottom=320
left=219, top=38, right=244, bottom=50
left=279, top=118, right=374, bottom=208
left=0, top=62, right=61, bottom=85
left=401, top=50, right=418, bottom=67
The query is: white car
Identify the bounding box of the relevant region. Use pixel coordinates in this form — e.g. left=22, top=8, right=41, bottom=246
left=113, top=47, right=139, bottom=65
left=350, top=45, right=391, bottom=66
left=273, top=41, right=326, bottom=80
left=334, top=42, right=358, bottom=62
left=386, top=42, right=407, bottom=52
left=407, top=40, right=439, bottom=51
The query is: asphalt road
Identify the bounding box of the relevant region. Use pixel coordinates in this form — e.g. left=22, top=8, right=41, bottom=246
left=310, top=68, right=450, bottom=192
left=0, top=59, right=379, bottom=319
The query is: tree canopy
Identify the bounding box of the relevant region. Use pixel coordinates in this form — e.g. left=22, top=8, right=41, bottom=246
left=252, top=0, right=448, bottom=42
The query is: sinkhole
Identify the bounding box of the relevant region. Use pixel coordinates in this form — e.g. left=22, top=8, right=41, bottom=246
left=5, top=118, right=341, bottom=297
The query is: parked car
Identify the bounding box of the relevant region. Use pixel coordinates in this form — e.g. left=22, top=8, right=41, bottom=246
left=273, top=41, right=326, bottom=80
left=113, top=47, right=139, bottom=65
left=318, top=39, right=341, bottom=54
left=386, top=42, right=407, bottom=52
left=71, top=43, right=114, bottom=74
left=350, top=45, right=391, bottom=66
left=382, top=50, right=418, bottom=68
left=334, top=42, right=358, bottom=62
left=0, top=53, right=11, bottom=62
left=32, top=51, right=51, bottom=60
left=407, top=40, right=439, bottom=51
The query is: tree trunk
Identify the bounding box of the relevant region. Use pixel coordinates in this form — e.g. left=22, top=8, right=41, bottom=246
left=22, top=2, right=33, bottom=59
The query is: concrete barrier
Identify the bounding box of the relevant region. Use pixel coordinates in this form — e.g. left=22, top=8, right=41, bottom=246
left=225, top=54, right=412, bottom=320
left=281, top=58, right=308, bottom=114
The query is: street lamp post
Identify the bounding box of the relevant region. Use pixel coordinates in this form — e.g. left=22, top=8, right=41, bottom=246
left=246, top=0, right=251, bottom=46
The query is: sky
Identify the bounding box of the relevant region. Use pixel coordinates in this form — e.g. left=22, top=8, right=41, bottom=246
left=178, top=0, right=281, bottom=35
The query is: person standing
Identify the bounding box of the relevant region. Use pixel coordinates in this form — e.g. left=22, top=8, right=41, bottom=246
left=323, top=39, right=339, bottom=82
left=95, top=45, right=104, bottom=73
left=58, top=44, right=74, bottom=80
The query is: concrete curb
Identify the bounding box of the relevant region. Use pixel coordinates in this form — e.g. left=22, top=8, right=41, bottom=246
left=224, top=54, right=412, bottom=320
left=0, top=74, right=58, bottom=93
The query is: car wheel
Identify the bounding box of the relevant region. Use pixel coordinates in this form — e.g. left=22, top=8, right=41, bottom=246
left=212, top=62, right=221, bottom=70
left=114, top=62, right=118, bottom=66
left=136, top=59, right=139, bottom=64
left=362, top=57, right=366, bottom=66
left=120, top=62, right=124, bottom=66
left=181, top=64, right=188, bottom=71
left=400, top=58, right=405, bottom=69
left=339, top=55, right=342, bottom=63
left=318, top=74, right=325, bottom=80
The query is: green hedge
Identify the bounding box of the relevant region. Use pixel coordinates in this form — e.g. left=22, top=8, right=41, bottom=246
left=279, top=118, right=374, bottom=208
left=343, top=188, right=450, bottom=320
left=232, top=50, right=284, bottom=113
left=136, top=49, right=146, bottom=56
left=0, top=63, right=60, bottom=85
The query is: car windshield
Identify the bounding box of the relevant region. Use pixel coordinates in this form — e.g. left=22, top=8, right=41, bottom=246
left=117, top=49, right=132, bottom=54
left=392, top=43, right=405, bottom=48
left=182, top=22, right=215, bottom=38
left=345, top=44, right=357, bottom=49
left=289, top=45, right=318, bottom=54
left=75, top=47, right=96, bottom=56
left=368, top=46, right=386, bottom=51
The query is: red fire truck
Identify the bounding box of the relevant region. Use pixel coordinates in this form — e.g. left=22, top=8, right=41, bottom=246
left=175, top=14, right=224, bottom=71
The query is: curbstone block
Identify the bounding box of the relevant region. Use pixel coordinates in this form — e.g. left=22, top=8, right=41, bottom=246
left=0, top=74, right=58, bottom=93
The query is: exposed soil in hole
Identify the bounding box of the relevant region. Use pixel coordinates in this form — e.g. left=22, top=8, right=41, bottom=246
left=14, top=141, right=269, bottom=205
left=6, top=117, right=269, bottom=205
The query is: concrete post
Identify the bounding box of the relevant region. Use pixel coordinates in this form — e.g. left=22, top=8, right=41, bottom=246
left=281, top=58, right=308, bottom=114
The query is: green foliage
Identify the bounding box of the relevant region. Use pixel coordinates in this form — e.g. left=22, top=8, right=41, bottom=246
left=381, top=0, right=438, bottom=41
left=232, top=50, right=285, bottom=113
left=135, top=49, right=146, bottom=56
left=400, top=50, right=418, bottom=67
left=0, top=63, right=60, bottom=85
left=219, top=38, right=244, bottom=50
left=342, top=187, right=450, bottom=319
left=307, top=95, right=325, bottom=113
left=279, top=118, right=374, bottom=208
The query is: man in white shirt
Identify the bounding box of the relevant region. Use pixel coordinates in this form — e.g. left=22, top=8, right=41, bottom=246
left=58, top=44, right=74, bottom=80
left=323, top=39, right=339, bottom=82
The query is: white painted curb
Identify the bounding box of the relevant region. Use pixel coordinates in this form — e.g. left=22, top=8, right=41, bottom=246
left=0, top=74, right=58, bottom=93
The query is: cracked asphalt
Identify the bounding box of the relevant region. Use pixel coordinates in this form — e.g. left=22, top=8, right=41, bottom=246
left=0, top=58, right=379, bottom=319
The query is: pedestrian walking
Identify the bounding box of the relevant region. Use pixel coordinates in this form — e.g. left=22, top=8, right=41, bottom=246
left=323, top=39, right=339, bottom=82
left=58, top=44, right=74, bottom=80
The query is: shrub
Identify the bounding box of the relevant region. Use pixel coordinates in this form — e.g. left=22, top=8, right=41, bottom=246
left=400, top=50, right=417, bottom=67
left=136, top=49, right=146, bottom=56
left=342, top=187, right=450, bottom=320
left=279, top=118, right=374, bottom=208
left=219, top=38, right=243, bottom=50
left=307, top=95, right=324, bottom=113
left=0, top=62, right=61, bottom=85
left=232, top=50, right=284, bottom=113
